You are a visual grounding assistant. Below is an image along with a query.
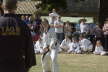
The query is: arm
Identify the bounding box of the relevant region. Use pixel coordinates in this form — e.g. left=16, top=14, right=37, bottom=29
left=49, top=24, right=55, bottom=28
left=54, top=21, right=64, bottom=28
left=55, top=24, right=64, bottom=28
left=60, top=40, right=66, bottom=48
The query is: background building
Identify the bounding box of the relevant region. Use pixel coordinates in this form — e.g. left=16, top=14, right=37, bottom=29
left=16, top=0, right=99, bottom=16
left=64, top=0, right=99, bottom=17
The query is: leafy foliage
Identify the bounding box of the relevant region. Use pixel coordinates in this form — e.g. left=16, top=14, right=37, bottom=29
left=32, top=0, right=67, bottom=14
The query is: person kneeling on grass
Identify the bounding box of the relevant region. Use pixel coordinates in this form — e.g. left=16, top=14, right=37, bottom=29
left=60, top=35, right=71, bottom=52
left=34, top=36, right=44, bottom=54
left=68, top=37, right=81, bottom=54
left=79, top=34, right=93, bottom=53
left=93, top=40, right=106, bottom=56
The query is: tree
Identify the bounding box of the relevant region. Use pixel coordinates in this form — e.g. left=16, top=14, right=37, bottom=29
left=42, top=0, right=67, bottom=10
left=31, top=0, right=67, bottom=15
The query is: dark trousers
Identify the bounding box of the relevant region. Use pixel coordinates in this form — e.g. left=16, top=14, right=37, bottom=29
left=104, top=35, right=108, bottom=51
left=56, top=33, right=64, bottom=44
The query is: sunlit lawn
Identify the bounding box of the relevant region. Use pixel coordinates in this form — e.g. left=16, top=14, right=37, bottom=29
left=29, top=54, right=108, bottom=72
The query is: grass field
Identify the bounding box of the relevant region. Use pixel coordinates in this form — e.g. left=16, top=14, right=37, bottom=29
left=29, top=54, right=108, bottom=72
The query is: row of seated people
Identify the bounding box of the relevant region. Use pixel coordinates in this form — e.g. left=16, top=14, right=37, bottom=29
left=34, top=33, right=107, bottom=56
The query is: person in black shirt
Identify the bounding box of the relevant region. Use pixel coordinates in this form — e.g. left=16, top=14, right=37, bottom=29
left=0, top=0, right=36, bottom=72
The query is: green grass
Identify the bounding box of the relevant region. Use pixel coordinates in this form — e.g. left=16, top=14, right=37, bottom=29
left=29, top=54, right=108, bottom=72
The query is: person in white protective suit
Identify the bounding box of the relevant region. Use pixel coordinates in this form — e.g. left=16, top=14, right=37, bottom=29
left=41, top=38, right=59, bottom=72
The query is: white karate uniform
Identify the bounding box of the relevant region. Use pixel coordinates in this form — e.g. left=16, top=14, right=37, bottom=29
left=93, top=46, right=106, bottom=55
left=34, top=40, right=44, bottom=54
left=41, top=39, right=59, bottom=72
left=80, top=38, right=93, bottom=52
left=48, top=12, right=59, bottom=41
left=68, top=42, right=81, bottom=54
left=60, top=39, right=71, bottom=52
left=49, top=12, right=59, bottom=25
left=42, top=32, right=49, bottom=43
left=80, top=23, right=89, bottom=33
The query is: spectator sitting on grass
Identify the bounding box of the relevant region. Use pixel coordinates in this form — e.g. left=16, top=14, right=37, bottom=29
left=93, top=40, right=106, bottom=56
left=68, top=37, right=81, bottom=54
left=34, top=36, right=44, bottom=54
left=60, top=35, right=72, bottom=52
left=79, top=33, right=93, bottom=53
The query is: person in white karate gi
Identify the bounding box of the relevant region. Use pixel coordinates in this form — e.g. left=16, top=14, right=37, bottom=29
left=60, top=35, right=71, bottom=52
left=79, top=34, right=93, bottom=53
left=34, top=36, right=44, bottom=54
left=49, top=9, right=59, bottom=25
left=68, top=37, right=81, bottom=54
left=93, top=40, right=106, bottom=55
left=41, top=38, right=59, bottom=72
left=48, top=9, right=59, bottom=41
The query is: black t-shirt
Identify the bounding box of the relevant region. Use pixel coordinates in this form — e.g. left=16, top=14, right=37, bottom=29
left=0, top=13, right=36, bottom=72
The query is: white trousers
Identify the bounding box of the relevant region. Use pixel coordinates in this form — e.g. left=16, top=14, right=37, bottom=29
left=41, top=49, right=59, bottom=72
left=93, top=51, right=106, bottom=56
left=81, top=45, right=93, bottom=52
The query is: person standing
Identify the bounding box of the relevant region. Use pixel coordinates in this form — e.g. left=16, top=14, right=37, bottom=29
left=41, top=38, right=59, bottom=72
left=0, top=0, right=36, bottom=72
left=48, top=9, right=59, bottom=43
left=64, top=21, right=72, bottom=36
left=54, top=16, right=64, bottom=44
left=33, top=15, right=42, bottom=34
left=103, top=20, right=108, bottom=51
left=79, top=19, right=89, bottom=34
left=32, top=15, right=42, bottom=41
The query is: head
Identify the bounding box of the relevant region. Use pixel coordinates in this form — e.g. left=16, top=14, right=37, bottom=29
left=72, top=37, right=79, bottom=43
left=95, top=24, right=100, bottom=28
left=52, top=8, right=56, bottom=13
left=79, top=33, right=86, bottom=40
left=65, top=21, right=70, bottom=27
left=79, top=19, right=87, bottom=24
left=96, top=40, right=102, bottom=46
left=21, top=15, right=25, bottom=20
left=65, top=21, right=70, bottom=24
left=3, top=0, right=17, bottom=13
left=65, top=35, right=71, bottom=41
left=25, top=15, right=29, bottom=20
